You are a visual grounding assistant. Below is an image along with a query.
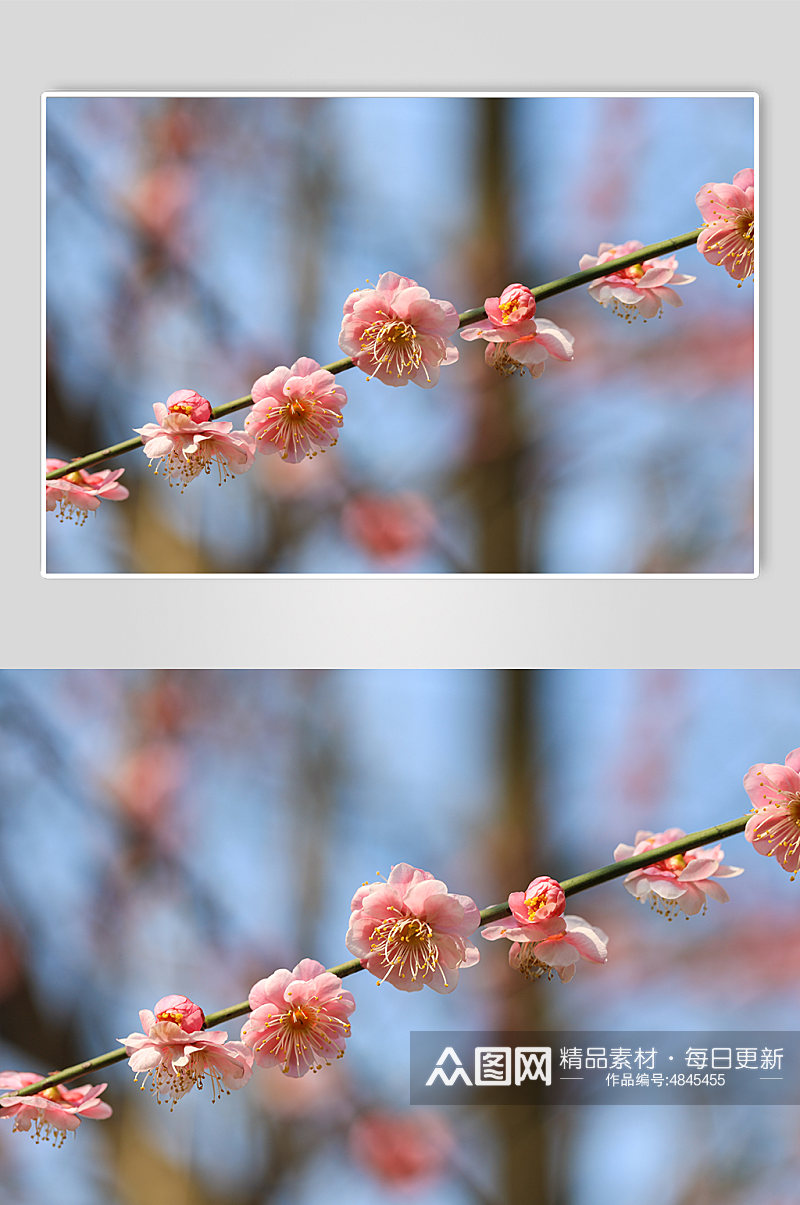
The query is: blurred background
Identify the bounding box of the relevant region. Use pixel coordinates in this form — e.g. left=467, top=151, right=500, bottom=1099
left=0, top=668, right=797, bottom=1204
left=45, top=96, right=755, bottom=574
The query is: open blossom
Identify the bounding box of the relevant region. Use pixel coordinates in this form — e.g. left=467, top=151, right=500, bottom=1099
left=509, top=915, right=608, bottom=984
left=473, top=317, right=575, bottom=379
left=744, top=747, right=800, bottom=880
left=245, top=358, right=347, bottom=462
left=119, top=994, right=253, bottom=1106
left=241, top=959, right=355, bottom=1078
left=134, top=390, right=255, bottom=490
left=0, top=1072, right=111, bottom=1147
left=696, top=168, right=754, bottom=283
left=338, top=272, right=459, bottom=388
left=345, top=863, right=480, bottom=993
left=45, top=459, right=129, bottom=526
left=579, top=241, right=695, bottom=321
left=482, top=876, right=566, bottom=942
left=614, top=829, right=744, bottom=919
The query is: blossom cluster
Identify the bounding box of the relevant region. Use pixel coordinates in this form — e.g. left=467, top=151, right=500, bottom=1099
left=45, top=166, right=754, bottom=524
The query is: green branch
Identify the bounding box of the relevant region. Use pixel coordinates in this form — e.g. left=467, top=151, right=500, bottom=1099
left=3, top=809, right=747, bottom=1099
left=45, top=229, right=702, bottom=482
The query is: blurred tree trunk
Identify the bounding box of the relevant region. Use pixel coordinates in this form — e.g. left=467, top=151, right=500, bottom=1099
left=468, top=101, right=566, bottom=1202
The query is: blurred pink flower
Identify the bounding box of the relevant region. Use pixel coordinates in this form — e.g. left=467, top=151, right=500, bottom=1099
left=112, top=741, right=186, bottom=828
left=461, top=282, right=538, bottom=343
left=45, top=459, right=129, bottom=526
left=0, top=1072, right=111, bottom=1146
left=345, top=863, right=480, bottom=993
left=245, top=357, right=347, bottom=462
left=579, top=240, right=695, bottom=321
left=135, top=391, right=255, bottom=490
left=696, top=169, right=755, bottom=283
left=744, top=747, right=800, bottom=879
left=614, top=828, right=744, bottom=918
left=483, top=318, right=575, bottom=379
left=339, top=272, right=459, bottom=388
left=509, top=915, right=608, bottom=983
left=349, top=1109, right=453, bottom=1188
left=342, top=492, right=434, bottom=565
left=241, top=959, right=355, bottom=1078
left=119, top=995, right=252, bottom=1106
left=482, top=875, right=566, bottom=942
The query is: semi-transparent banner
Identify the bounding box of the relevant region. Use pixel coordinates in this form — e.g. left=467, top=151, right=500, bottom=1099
left=410, top=1032, right=796, bottom=1105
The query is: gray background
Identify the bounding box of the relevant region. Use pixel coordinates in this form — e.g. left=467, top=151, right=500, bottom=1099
left=4, top=0, right=791, bottom=667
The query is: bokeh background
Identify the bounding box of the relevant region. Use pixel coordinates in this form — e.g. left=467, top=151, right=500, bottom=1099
left=0, top=669, right=797, bottom=1204
left=45, top=96, right=755, bottom=574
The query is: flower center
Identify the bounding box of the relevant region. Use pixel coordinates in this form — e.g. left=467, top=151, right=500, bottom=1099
left=737, top=211, right=754, bottom=244
left=156, top=1008, right=188, bottom=1026
left=360, top=317, right=425, bottom=380
left=369, top=915, right=439, bottom=981
left=499, top=296, right=525, bottom=322
left=524, top=890, right=547, bottom=921
left=515, top=944, right=557, bottom=982
left=169, top=402, right=195, bottom=416
left=664, top=854, right=687, bottom=874
left=623, top=263, right=646, bottom=281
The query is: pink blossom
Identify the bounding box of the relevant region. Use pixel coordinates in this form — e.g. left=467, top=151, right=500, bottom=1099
left=461, top=283, right=538, bottom=344
left=349, top=1109, right=453, bottom=1188
left=482, top=876, right=566, bottom=943
left=465, top=317, right=575, bottom=379
left=241, top=959, right=355, bottom=1078
left=45, top=459, right=129, bottom=526
left=0, top=1071, right=111, bottom=1147
left=744, top=747, right=800, bottom=879
left=245, top=358, right=347, bottom=462
left=342, top=492, right=434, bottom=565
left=696, top=169, right=755, bottom=283
left=614, top=828, right=744, bottom=918
left=134, top=390, right=255, bottom=490
left=509, top=915, right=608, bottom=983
left=578, top=240, right=695, bottom=321
left=345, top=863, right=480, bottom=993
left=119, top=994, right=253, bottom=1106
left=338, top=272, right=460, bottom=388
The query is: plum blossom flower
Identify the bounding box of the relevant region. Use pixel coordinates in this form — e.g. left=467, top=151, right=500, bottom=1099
left=45, top=459, right=129, bottom=526
left=0, top=1072, right=111, bottom=1147
left=696, top=169, right=755, bottom=283
left=345, top=863, right=480, bottom=993
left=245, top=358, right=347, bottom=462
left=579, top=241, right=695, bottom=321
left=119, top=994, right=253, bottom=1107
left=349, top=1109, right=453, bottom=1188
left=463, top=315, right=575, bottom=379
left=135, top=390, right=255, bottom=490
left=241, top=959, right=355, bottom=1078
left=614, top=829, right=744, bottom=919
left=338, top=272, right=459, bottom=388
left=744, top=747, right=800, bottom=879
left=508, top=915, right=608, bottom=984
left=482, top=876, right=566, bottom=942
